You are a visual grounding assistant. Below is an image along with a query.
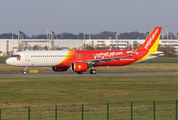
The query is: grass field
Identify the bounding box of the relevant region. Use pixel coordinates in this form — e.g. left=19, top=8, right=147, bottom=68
left=0, top=57, right=8, bottom=63
left=0, top=75, right=178, bottom=108
left=0, top=74, right=178, bottom=119
left=1, top=56, right=178, bottom=119
left=0, top=75, right=178, bottom=119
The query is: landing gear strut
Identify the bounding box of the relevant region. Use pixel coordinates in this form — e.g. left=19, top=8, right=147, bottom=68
left=23, top=67, right=27, bottom=75
left=90, top=69, right=97, bottom=74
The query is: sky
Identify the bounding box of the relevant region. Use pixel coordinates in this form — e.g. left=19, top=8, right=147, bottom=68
left=0, top=0, right=178, bottom=36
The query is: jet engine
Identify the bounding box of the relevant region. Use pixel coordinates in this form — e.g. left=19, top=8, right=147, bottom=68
left=71, top=62, right=88, bottom=72
left=52, top=66, right=69, bottom=72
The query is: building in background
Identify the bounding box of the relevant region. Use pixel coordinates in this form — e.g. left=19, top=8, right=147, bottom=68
left=0, top=39, right=178, bottom=56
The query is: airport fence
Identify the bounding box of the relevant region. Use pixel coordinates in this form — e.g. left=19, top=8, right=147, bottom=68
left=0, top=100, right=178, bottom=120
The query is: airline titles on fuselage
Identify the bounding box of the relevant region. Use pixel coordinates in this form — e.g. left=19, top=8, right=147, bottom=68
left=93, top=51, right=128, bottom=59
left=120, top=58, right=135, bottom=61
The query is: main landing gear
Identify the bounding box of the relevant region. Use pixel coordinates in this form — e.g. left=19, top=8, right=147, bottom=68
left=23, top=67, right=27, bottom=75
left=90, top=69, right=97, bottom=74
left=77, top=69, right=97, bottom=74
left=77, top=72, right=83, bottom=74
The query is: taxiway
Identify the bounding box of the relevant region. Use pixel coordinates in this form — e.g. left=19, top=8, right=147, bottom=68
left=1, top=72, right=178, bottom=77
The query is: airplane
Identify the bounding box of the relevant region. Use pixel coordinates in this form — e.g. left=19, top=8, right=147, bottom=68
left=6, top=27, right=164, bottom=74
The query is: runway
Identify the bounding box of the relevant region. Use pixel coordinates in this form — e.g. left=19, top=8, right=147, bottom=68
left=1, top=72, right=178, bottom=77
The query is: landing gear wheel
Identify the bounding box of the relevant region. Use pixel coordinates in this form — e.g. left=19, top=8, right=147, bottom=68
left=92, top=69, right=97, bottom=74
left=90, top=69, right=97, bottom=74
left=77, top=72, right=83, bottom=74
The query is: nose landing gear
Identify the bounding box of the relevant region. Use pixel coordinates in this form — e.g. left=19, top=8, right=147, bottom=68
left=23, top=67, right=27, bottom=75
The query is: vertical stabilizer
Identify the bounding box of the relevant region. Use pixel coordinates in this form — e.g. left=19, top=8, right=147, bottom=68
left=138, top=27, right=162, bottom=53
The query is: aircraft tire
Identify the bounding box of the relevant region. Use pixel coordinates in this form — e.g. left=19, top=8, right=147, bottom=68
left=77, top=72, right=83, bottom=74
left=92, top=69, right=97, bottom=74
left=90, top=69, right=93, bottom=74
left=90, top=69, right=97, bottom=74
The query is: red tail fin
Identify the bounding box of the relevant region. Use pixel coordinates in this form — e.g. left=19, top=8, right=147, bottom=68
left=138, top=27, right=162, bottom=52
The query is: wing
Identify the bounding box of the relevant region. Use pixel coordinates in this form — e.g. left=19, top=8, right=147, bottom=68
left=82, top=54, right=134, bottom=64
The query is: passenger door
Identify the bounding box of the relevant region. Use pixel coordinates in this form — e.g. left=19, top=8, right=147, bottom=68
left=25, top=52, right=30, bottom=61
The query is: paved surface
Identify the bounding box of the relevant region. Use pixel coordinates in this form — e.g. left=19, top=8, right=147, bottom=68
left=1, top=72, right=178, bottom=77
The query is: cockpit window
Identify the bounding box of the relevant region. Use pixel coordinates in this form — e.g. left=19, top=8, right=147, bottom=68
left=11, top=54, right=21, bottom=58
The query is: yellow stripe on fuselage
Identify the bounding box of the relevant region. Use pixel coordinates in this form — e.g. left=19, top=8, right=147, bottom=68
left=54, top=50, right=75, bottom=66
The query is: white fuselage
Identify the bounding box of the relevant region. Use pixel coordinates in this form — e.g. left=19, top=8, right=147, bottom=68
left=6, top=50, right=68, bottom=67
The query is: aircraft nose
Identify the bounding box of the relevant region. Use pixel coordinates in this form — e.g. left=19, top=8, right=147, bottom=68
left=6, top=58, right=13, bottom=65
left=6, top=58, right=10, bottom=64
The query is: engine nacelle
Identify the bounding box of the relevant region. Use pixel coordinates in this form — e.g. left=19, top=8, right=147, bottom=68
left=52, top=66, right=69, bottom=72
left=71, top=62, right=88, bottom=72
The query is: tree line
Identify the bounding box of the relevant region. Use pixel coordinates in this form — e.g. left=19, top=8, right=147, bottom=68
left=0, top=31, right=177, bottom=39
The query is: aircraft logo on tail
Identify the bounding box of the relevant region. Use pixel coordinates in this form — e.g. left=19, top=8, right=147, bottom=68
left=144, top=28, right=159, bottom=50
